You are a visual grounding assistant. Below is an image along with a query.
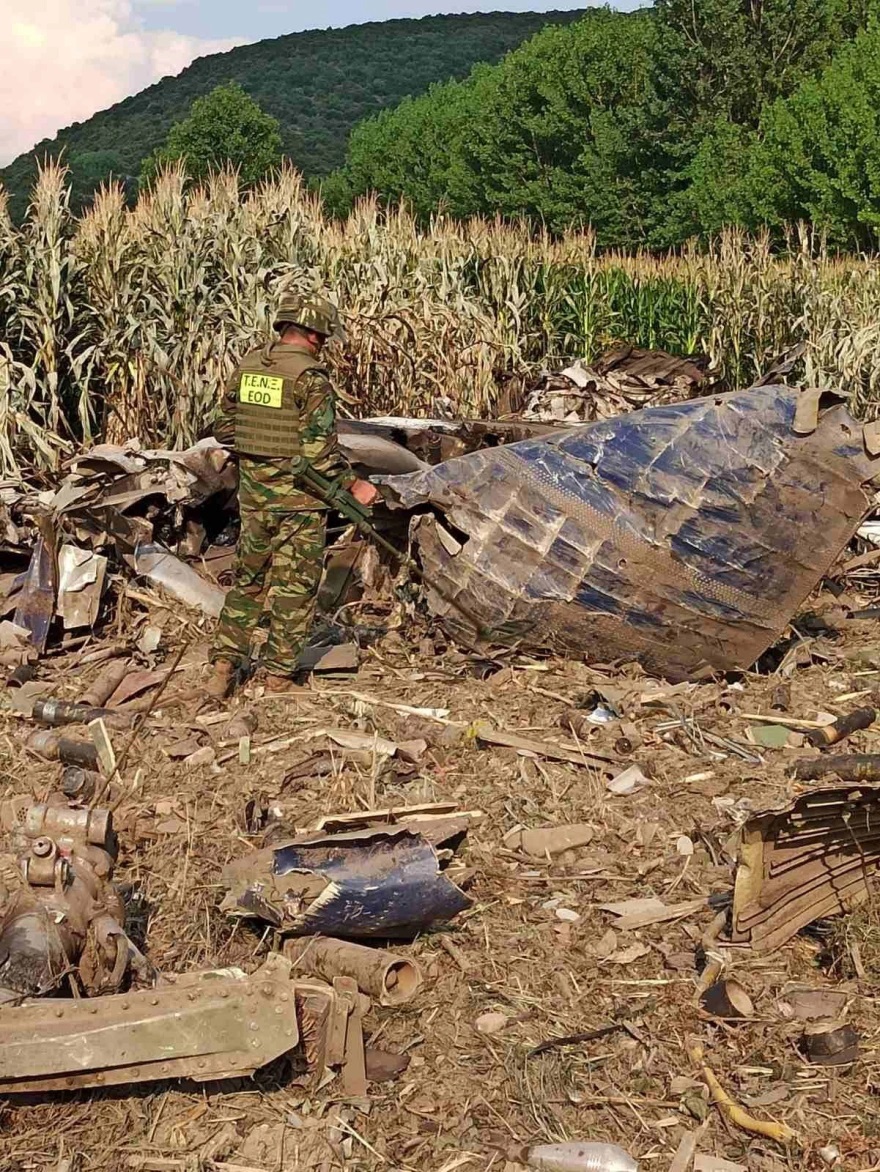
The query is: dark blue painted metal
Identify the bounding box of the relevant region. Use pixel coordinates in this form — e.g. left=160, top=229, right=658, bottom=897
left=383, top=387, right=880, bottom=678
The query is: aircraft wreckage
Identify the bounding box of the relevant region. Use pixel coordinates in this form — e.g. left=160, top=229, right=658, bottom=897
left=379, top=384, right=880, bottom=678
left=3, top=383, right=879, bottom=680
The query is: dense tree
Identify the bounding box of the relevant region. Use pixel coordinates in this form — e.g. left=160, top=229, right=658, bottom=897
left=747, top=26, right=880, bottom=245
left=652, top=0, right=872, bottom=131
left=648, top=0, right=875, bottom=241
left=333, top=76, right=480, bottom=219
left=65, top=150, right=129, bottom=211
left=336, top=10, right=657, bottom=245
left=458, top=12, right=656, bottom=241
left=139, top=83, right=282, bottom=186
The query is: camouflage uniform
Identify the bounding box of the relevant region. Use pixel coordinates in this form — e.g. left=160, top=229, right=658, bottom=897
left=210, top=314, right=351, bottom=676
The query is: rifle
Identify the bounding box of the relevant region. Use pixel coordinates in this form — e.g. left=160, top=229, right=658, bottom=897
left=289, top=456, right=494, bottom=646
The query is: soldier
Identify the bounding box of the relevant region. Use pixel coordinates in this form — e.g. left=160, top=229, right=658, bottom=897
left=206, top=293, right=377, bottom=698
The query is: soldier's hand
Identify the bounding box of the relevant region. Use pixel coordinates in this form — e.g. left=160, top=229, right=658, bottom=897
left=350, top=478, right=380, bottom=506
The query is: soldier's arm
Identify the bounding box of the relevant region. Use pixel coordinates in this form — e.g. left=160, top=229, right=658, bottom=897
left=297, top=369, right=355, bottom=486
left=209, top=369, right=239, bottom=447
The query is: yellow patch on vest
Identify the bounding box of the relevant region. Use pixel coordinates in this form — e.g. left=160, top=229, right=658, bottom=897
left=239, top=372, right=284, bottom=408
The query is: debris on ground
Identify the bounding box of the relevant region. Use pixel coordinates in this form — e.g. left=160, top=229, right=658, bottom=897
left=6, top=366, right=880, bottom=1166
left=525, top=1139, right=639, bottom=1172
left=0, top=795, right=148, bottom=1000
left=0, top=951, right=367, bottom=1095
left=285, top=936, right=423, bottom=1005
left=520, top=344, right=712, bottom=423
left=731, top=782, right=880, bottom=951
left=221, top=804, right=474, bottom=936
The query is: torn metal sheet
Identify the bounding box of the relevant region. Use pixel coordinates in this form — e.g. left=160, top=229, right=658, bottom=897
left=12, top=514, right=57, bottom=652
left=730, top=783, right=880, bottom=952
left=338, top=430, right=429, bottom=475
left=381, top=386, right=880, bottom=679
left=222, top=811, right=473, bottom=938
left=56, top=544, right=107, bottom=629
left=0, top=952, right=365, bottom=1095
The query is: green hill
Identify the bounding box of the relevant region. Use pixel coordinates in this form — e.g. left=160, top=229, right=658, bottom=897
left=0, top=9, right=585, bottom=218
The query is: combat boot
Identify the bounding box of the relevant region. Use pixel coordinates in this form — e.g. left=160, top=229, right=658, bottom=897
left=205, top=658, right=237, bottom=700
left=262, top=671, right=304, bottom=695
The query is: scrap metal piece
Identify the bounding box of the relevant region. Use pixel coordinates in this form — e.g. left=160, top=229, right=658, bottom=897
left=133, top=541, right=226, bottom=617
left=381, top=386, right=880, bottom=679
left=56, top=545, right=107, bottom=629
left=0, top=798, right=139, bottom=1000
left=12, top=514, right=58, bottom=653
left=731, top=784, right=880, bottom=952
left=0, top=956, right=297, bottom=1093
left=285, top=936, right=423, bottom=1006
left=222, top=820, right=472, bottom=939
left=0, top=956, right=366, bottom=1095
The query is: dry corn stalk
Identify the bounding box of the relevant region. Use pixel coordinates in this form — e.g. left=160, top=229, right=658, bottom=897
left=2, top=161, right=880, bottom=477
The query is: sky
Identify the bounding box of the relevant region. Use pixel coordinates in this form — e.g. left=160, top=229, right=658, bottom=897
left=0, top=1, right=627, bottom=167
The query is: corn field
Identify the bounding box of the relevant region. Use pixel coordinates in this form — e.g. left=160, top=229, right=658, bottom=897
left=2, top=162, right=880, bottom=479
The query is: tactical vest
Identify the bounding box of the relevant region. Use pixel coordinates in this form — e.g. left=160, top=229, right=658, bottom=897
left=233, top=345, right=323, bottom=458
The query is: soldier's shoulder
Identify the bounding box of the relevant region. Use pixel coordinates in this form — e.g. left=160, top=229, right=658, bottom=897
left=268, top=348, right=329, bottom=381
left=234, top=345, right=268, bottom=372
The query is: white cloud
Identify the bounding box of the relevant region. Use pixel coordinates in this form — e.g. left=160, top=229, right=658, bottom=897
left=0, top=0, right=240, bottom=166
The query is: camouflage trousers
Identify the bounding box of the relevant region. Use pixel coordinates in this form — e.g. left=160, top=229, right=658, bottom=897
left=212, top=460, right=326, bottom=676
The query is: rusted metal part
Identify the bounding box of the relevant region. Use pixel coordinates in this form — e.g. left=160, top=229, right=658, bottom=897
left=794, top=753, right=880, bottom=782
left=380, top=386, right=880, bottom=679
left=222, top=823, right=472, bottom=938
left=27, top=729, right=100, bottom=768
left=806, top=706, right=876, bottom=748
left=6, top=663, right=37, bottom=689
left=31, top=698, right=133, bottom=730
left=334, top=975, right=369, bottom=1096
left=731, top=784, right=880, bottom=951
left=284, top=936, right=423, bottom=1006
left=79, top=659, right=129, bottom=707
left=0, top=797, right=138, bottom=1000
left=801, top=1020, right=860, bottom=1067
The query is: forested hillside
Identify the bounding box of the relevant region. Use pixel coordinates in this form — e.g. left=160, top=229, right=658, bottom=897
left=0, top=9, right=584, bottom=219
left=329, top=0, right=880, bottom=248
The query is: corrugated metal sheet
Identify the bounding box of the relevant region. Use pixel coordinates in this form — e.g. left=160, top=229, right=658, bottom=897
left=381, top=386, right=880, bottom=679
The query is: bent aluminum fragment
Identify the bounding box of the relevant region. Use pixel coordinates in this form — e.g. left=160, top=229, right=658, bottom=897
left=222, top=827, right=472, bottom=938
left=133, top=542, right=226, bottom=617
left=381, top=386, right=880, bottom=679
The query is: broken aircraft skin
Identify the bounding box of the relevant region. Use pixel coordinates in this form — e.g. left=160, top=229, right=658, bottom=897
left=222, top=824, right=472, bottom=938
left=380, top=386, right=880, bottom=680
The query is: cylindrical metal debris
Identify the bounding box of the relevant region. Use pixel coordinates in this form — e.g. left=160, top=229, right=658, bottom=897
left=80, top=660, right=130, bottom=708
left=808, top=707, right=876, bottom=748
left=27, top=729, right=100, bottom=770
left=284, top=936, right=422, bottom=1006
left=31, top=699, right=132, bottom=731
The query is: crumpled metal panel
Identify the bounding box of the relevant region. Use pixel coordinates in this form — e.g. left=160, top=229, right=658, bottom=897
left=222, top=827, right=472, bottom=938
left=381, top=386, right=880, bottom=679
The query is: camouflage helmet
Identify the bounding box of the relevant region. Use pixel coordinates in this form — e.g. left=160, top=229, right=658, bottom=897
left=274, top=292, right=344, bottom=339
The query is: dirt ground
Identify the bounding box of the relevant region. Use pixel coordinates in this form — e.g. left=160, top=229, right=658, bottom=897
left=2, top=581, right=880, bottom=1172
